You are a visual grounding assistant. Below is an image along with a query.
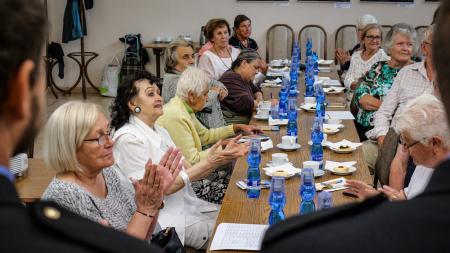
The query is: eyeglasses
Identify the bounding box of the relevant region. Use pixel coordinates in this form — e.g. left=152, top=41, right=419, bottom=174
left=365, top=35, right=381, bottom=41
left=423, top=41, right=433, bottom=46
left=84, top=132, right=112, bottom=146
left=398, top=137, right=420, bottom=150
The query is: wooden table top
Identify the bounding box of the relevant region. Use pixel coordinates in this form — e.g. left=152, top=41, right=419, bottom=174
left=207, top=68, right=372, bottom=252
left=15, top=159, right=55, bottom=203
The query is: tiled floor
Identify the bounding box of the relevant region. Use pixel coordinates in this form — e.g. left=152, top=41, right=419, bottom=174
left=33, top=90, right=113, bottom=158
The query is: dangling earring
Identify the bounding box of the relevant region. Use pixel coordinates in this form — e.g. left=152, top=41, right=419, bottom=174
left=134, top=106, right=141, bottom=113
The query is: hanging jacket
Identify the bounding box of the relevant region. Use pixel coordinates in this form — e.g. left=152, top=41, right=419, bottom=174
left=47, top=42, right=65, bottom=79
left=62, top=0, right=90, bottom=43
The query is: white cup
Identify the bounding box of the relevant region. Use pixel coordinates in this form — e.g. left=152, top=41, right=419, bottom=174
left=272, top=153, right=289, bottom=166
left=155, top=36, right=162, bottom=42
left=304, top=97, right=316, bottom=105
left=326, top=118, right=342, bottom=124
left=258, top=108, right=270, bottom=118
left=282, top=136, right=296, bottom=147
left=303, top=160, right=320, bottom=171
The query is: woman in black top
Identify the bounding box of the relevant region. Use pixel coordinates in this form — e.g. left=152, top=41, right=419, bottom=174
left=229, top=15, right=259, bottom=51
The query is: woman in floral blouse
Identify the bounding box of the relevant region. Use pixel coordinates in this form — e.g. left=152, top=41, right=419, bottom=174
left=354, top=23, right=416, bottom=141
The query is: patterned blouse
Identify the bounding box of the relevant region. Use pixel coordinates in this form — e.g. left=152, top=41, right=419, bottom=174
left=354, top=61, right=401, bottom=128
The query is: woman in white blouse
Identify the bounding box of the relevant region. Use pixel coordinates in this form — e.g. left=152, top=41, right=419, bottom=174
left=344, top=23, right=390, bottom=90
left=198, top=18, right=240, bottom=80
left=110, top=71, right=247, bottom=249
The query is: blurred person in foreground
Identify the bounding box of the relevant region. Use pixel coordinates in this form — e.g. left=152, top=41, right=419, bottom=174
left=0, top=0, right=161, bottom=252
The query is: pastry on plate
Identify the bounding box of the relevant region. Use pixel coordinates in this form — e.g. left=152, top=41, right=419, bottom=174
left=334, top=165, right=349, bottom=173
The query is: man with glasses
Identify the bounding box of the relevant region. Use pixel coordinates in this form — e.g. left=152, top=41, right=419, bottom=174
left=0, top=0, right=161, bottom=252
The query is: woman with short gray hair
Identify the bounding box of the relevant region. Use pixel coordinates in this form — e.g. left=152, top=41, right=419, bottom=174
left=162, top=38, right=228, bottom=129
left=353, top=23, right=415, bottom=141
left=157, top=67, right=261, bottom=203
left=219, top=50, right=264, bottom=124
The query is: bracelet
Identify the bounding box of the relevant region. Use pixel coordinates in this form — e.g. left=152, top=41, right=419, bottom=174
left=136, top=210, right=155, bottom=218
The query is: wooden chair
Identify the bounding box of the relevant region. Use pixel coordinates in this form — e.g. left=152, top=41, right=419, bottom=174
left=298, top=24, right=328, bottom=60
left=334, top=24, right=358, bottom=65
left=265, top=24, right=295, bottom=63
left=381, top=25, right=393, bottom=38
left=415, top=25, right=429, bottom=60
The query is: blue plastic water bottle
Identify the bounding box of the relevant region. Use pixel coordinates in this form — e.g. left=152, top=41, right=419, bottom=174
left=278, top=81, right=289, bottom=120
left=311, top=116, right=324, bottom=170
left=299, top=168, right=316, bottom=214
left=247, top=138, right=261, bottom=198
left=287, top=99, right=298, bottom=140
left=268, top=176, right=286, bottom=225
left=318, top=191, right=333, bottom=210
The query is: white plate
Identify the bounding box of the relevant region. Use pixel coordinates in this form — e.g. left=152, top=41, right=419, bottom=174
left=327, top=166, right=357, bottom=175
left=318, top=59, right=334, bottom=65
left=253, top=114, right=269, bottom=120
left=266, top=161, right=293, bottom=167
left=324, top=89, right=344, bottom=95
left=277, top=143, right=301, bottom=151
left=300, top=104, right=316, bottom=112
left=265, top=170, right=297, bottom=178
left=323, top=127, right=340, bottom=135
left=329, top=147, right=356, bottom=154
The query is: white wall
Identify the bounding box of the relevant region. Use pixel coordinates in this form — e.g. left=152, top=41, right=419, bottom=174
left=47, top=0, right=438, bottom=87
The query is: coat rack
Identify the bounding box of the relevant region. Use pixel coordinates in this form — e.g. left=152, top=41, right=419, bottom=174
left=45, top=0, right=99, bottom=99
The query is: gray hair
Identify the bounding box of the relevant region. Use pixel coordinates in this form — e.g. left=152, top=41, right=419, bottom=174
left=43, top=101, right=101, bottom=173
left=422, top=24, right=435, bottom=43
left=384, top=23, right=417, bottom=55
left=393, top=94, right=450, bottom=148
left=231, top=50, right=261, bottom=70
left=176, top=67, right=210, bottom=101
left=357, top=14, right=378, bottom=30
left=164, top=38, right=194, bottom=73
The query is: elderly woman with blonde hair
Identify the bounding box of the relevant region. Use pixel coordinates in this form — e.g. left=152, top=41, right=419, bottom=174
left=42, top=101, right=182, bottom=242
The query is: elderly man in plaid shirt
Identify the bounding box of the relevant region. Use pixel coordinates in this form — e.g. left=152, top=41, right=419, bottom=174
left=362, top=25, right=437, bottom=183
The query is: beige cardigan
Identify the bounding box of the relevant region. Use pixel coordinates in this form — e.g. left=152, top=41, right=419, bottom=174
left=156, top=96, right=235, bottom=164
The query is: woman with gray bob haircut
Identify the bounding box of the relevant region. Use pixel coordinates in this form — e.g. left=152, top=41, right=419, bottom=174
left=219, top=50, right=264, bottom=124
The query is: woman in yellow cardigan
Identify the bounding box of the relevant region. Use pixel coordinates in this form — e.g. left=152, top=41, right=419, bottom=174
left=157, top=67, right=261, bottom=202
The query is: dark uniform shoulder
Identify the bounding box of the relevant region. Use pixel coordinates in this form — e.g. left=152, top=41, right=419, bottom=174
left=29, top=200, right=162, bottom=252
left=262, top=194, right=386, bottom=252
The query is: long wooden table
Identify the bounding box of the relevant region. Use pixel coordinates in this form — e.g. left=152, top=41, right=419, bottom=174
left=15, top=159, right=55, bottom=203
left=207, top=69, right=372, bottom=252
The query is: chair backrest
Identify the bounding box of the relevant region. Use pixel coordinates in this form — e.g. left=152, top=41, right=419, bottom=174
left=266, top=24, right=295, bottom=63
left=415, top=25, right=429, bottom=59
left=299, top=25, right=328, bottom=60
left=381, top=25, right=393, bottom=39
left=334, top=25, right=358, bottom=64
